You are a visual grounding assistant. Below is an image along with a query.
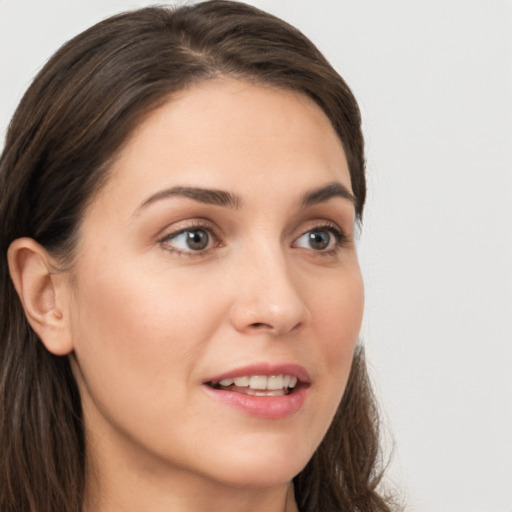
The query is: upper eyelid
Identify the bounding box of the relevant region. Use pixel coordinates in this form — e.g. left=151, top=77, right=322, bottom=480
left=157, top=219, right=218, bottom=240
left=158, top=217, right=345, bottom=236
left=292, top=219, right=345, bottom=238
left=158, top=219, right=342, bottom=237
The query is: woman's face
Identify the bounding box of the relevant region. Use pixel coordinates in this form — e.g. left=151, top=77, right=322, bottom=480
left=66, top=80, right=364, bottom=491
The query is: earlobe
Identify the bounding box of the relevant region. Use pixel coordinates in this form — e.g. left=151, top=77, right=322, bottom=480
left=7, top=237, right=74, bottom=355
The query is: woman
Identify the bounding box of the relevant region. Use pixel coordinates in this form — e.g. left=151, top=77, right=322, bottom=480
left=0, top=1, right=395, bottom=511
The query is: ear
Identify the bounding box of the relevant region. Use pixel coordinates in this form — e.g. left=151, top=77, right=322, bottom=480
left=7, top=237, right=74, bottom=355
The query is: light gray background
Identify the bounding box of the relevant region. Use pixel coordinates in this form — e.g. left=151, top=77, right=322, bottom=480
left=1, top=1, right=511, bottom=511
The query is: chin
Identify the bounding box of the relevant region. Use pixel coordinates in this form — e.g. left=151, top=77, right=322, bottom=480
left=199, top=438, right=312, bottom=490
left=212, top=464, right=303, bottom=490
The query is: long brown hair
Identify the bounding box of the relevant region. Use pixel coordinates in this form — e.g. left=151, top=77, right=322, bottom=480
left=0, top=2, right=394, bottom=511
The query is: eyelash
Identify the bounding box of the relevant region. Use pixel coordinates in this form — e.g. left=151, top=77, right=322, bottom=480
left=158, top=221, right=347, bottom=258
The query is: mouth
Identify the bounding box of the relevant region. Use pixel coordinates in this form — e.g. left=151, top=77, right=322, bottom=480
left=205, top=374, right=300, bottom=397
left=202, top=364, right=310, bottom=419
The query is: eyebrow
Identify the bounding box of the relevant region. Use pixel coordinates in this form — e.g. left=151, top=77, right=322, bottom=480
left=301, top=182, right=356, bottom=208
left=137, top=186, right=242, bottom=212
left=136, top=180, right=356, bottom=214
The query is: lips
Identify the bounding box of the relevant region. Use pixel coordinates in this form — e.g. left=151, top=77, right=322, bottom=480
left=203, top=363, right=310, bottom=419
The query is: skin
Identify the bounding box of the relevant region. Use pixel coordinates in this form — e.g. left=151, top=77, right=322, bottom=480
left=10, top=79, right=364, bottom=512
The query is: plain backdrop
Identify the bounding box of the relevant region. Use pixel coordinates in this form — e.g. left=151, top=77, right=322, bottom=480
left=1, top=1, right=511, bottom=511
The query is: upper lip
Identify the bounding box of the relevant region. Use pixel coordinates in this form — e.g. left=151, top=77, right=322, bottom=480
left=204, top=363, right=311, bottom=385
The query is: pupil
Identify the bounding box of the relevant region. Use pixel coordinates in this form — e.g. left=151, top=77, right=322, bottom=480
left=186, top=230, right=209, bottom=250
left=309, top=231, right=330, bottom=250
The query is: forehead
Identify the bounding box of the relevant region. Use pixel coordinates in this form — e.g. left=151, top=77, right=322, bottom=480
left=96, top=79, right=351, bottom=214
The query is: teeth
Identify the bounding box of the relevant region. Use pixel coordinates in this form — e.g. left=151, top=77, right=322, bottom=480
left=215, top=374, right=298, bottom=390
left=246, top=389, right=286, bottom=396
left=234, top=376, right=250, bottom=386
left=267, top=375, right=284, bottom=390
left=249, top=375, right=267, bottom=389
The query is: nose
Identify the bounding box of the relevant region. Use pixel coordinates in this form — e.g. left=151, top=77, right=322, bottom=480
left=228, top=248, right=310, bottom=337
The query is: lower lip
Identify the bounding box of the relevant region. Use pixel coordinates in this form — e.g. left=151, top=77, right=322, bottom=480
left=203, top=385, right=308, bottom=419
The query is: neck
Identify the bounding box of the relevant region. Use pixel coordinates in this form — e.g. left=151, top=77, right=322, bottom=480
left=84, top=471, right=298, bottom=512
left=82, top=438, right=299, bottom=512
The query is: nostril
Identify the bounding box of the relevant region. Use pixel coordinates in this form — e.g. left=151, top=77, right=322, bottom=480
left=248, top=321, right=303, bottom=334
left=250, top=322, right=268, bottom=329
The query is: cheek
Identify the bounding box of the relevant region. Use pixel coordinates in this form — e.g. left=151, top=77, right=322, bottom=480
left=305, top=267, right=364, bottom=417
left=68, top=257, right=225, bottom=422
left=311, top=266, right=364, bottom=353
left=72, top=253, right=222, bottom=347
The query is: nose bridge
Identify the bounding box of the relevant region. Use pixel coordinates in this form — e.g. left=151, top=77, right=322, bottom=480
left=229, top=237, right=309, bottom=335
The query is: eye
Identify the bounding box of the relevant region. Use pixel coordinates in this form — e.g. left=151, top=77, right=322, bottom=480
left=294, top=226, right=343, bottom=252
left=161, top=227, right=216, bottom=254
